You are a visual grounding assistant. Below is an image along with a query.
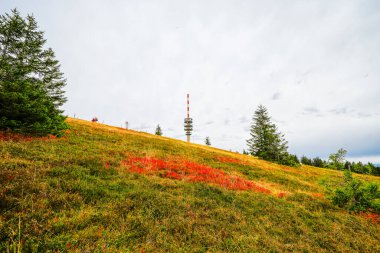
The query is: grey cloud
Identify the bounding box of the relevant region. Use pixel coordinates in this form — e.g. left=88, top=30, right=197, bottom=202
left=329, top=107, right=350, bottom=115
left=295, top=71, right=311, bottom=85
left=239, top=116, right=249, bottom=123
left=273, top=118, right=286, bottom=125
left=191, top=134, right=203, bottom=141
left=303, top=107, right=319, bottom=114
left=356, top=112, right=373, bottom=118
left=272, top=92, right=281, bottom=100
left=301, top=107, right=324, bottom=118
left=134, top=123, right=152, bottom=131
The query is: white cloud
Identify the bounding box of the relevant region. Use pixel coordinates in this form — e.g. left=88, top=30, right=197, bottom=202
left=3, top=0, right=380, bottom=162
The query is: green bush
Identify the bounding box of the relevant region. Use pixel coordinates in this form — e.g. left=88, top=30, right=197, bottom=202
left=331, top=170, right=380, bottom=213
left=279, top=153, right=300, bottom=167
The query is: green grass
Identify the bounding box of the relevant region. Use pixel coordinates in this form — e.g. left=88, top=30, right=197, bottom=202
left=1, top=118, right=379, bottom=252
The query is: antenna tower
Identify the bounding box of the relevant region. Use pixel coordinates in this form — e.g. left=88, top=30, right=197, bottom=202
left=184, top=94, right=193, bottom=142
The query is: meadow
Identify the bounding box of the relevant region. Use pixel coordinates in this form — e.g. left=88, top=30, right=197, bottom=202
left=1, top=118, right=379, bottom=252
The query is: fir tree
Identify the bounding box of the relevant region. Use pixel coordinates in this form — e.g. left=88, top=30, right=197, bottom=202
left=0, top=9, right=68, bottom=136
left=301, top=156, right=312, bottom=165
left=246, top=105, right=289, bottom=163
left=312, top=157, right=325, bottom=168
left=205, top=136, right=211, bottom=146
left=155, top=124, right=162, bottom=136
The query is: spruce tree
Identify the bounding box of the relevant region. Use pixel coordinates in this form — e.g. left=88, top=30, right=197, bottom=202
left=246, top=105, right=289, bottom=163
left=205, top=136, right=211, bottom=146
left=155, top=124, right=162, bottom=136
left=0, top=9, right=68, bottom=136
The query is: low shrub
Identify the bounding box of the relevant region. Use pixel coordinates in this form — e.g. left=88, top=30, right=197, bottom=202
left=331, top=170, right=380, bottom=213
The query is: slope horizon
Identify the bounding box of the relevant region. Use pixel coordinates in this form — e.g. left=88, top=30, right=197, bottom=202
left=69, top=116, right=380, bottom=165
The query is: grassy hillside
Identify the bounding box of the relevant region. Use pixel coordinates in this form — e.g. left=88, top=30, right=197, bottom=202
left=1, top=118, right=379, bottom=252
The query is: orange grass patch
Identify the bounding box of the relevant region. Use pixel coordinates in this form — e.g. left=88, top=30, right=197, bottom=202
left=216, top=156, right=249, bottom=165
left=361, top=212, right=380, bottom=225
left=311, top=193, right=324, bottom=198
left=0, top=132, right=59, bottom=142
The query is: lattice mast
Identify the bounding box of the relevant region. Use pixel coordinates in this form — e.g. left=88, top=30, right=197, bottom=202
left=184, top=94, right=193, bottom=142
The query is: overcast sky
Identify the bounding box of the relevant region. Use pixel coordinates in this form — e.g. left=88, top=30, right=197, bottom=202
left=2, top=0, right=380, bottom=162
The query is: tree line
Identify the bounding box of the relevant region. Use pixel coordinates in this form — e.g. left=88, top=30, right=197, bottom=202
left=245, top=105, right=380, bottom=176
left=300, top=153, right=380, bottom=176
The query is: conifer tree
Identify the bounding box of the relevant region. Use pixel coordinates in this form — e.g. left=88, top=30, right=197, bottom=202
left=205, top=136, right=211, bottom=146
left=246, top=105, right=289, bottom=163
left=155, top=124, right=162, bottom=136
left=0, top=9, right=68, bottom=136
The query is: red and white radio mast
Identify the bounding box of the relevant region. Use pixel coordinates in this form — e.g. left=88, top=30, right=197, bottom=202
left=184, top=94, right=193, bottom=142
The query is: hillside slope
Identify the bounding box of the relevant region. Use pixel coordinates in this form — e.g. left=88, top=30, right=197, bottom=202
left=1, top=118, right=379, bottom=252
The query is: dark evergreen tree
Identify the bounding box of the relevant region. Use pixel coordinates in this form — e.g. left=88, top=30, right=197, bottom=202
left=312, top=157, right=325, bottom=168
left=301, top=156, right=312, bottom=165
left=364, top=163, right=374, bottom=175
left=0, top=9, right=68, bottom=136
left=351, top=162, right=357, bottom=172
left=246, top=105, right=290, bottom=164
left=344, top=161, right=352, bottom=170
left=353, top=161, right=364, bottom=174
left=281, top=154, right=300, bottom=167
left=155, top=124, right=162, bottom=136
left=373, top=166, right=380, bottom=176
left=205, top=136, right=211, bottom=146
left=293, top=154, right=300, bottom=164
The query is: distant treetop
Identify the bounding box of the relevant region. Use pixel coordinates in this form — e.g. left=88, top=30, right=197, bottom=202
left=155, top=124, right=162, bottom=136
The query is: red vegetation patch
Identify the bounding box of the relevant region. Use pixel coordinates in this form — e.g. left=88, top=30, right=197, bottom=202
left=311, top=193, right=324, bottom=198
left=277, top=192, right=286, bottom=198
left=216, top=156, right=248, bottom=165
left=121, top=155, right=271, bottom=194
left=103, top=162, right=110, bottom=169
left=361, top=212, right=380, bottom=225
